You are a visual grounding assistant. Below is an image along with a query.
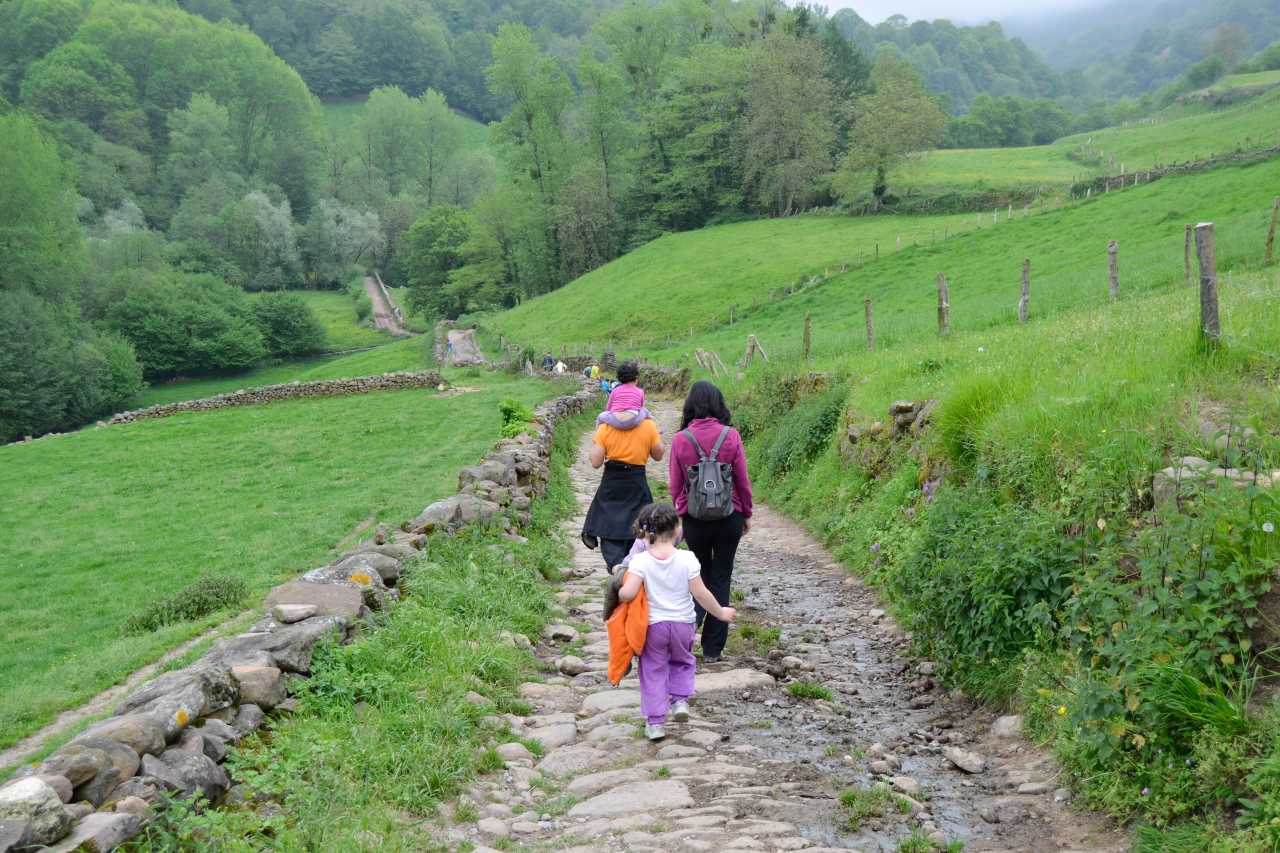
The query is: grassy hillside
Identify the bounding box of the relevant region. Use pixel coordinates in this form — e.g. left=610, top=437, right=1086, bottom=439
left=650, top=157, right=1280, bottom=364
left=905, top=85, right=1280, bottom=197
left=487, top=156, right=1280, bottom=368
left=483, top=212, right=983, bottom=351
left=0, top=371, right=562, bottom=751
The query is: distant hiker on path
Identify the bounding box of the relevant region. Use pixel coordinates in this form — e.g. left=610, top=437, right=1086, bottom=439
left=582, top=370, right=665, bottom=571
left=669, top=381, right=753, bottom=663
left=614, top=503, right=736, bottom=741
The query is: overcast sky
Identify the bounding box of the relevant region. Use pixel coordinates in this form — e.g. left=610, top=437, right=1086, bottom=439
left=825, top=0, right=1108, bottom=25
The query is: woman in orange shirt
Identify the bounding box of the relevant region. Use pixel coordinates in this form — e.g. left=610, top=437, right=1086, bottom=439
left=581, top=405, right=665, bottom=572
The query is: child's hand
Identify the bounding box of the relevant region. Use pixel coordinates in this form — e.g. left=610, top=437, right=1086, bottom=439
left=719, top=606, right=737, bottom=624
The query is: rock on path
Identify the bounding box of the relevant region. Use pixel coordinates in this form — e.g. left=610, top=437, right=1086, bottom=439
left=431, top=402, right=1125, bottom=852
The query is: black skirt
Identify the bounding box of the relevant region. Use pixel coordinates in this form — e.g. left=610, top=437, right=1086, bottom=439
left=582, top=461, right=652, bottom=540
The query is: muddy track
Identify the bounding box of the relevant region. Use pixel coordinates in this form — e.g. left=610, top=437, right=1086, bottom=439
left=364, top=274, right=410, bottom=336
left=442, top=402, right=1127, bottom=852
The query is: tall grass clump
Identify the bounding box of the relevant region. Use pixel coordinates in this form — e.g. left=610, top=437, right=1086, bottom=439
left=124, top=575, right=248, bottom=634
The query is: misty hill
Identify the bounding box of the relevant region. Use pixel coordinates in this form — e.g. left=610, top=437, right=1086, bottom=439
left=1005, top=0, right=1280, bottom=95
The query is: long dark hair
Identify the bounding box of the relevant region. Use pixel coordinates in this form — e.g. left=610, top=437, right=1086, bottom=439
left=679, top=380, right=731, bottom=430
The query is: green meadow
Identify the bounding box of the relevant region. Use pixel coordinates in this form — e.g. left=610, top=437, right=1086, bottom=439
left=483, top=211, right=983, bottom=352
left=904, top=85, right=1280, bottom=196
left=0, top=372, right=562, bottom=750
left=263, top=289, right=394, bottom=352
left=649, top=157, right=1280, bottom=364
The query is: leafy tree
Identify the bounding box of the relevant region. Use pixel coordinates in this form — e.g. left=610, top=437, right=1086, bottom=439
left=834, top=56, right=946, bottom=208
left=0, top=289, right=143, bottom=441
left=20, top=42, right=135, bottom=132
left=419, top=89, right=461, bottom=207
left=0, top=0, right=85, bottom=98
left=0, top=112, right=84, bottom=301
left=300, top=199, right=385, bottom=287
left=105, top=272, right=265, bottom=376
left=359, top=86, right=425, bottom=197
left=742, top=35, right=837, bottom=216
left=217, top=190, right=300, bottom=290
left=164, top=94, right=238, bottom=202
left=404, top=204, right=472, bottom=319
left=252, top=291, right=326, bottom=356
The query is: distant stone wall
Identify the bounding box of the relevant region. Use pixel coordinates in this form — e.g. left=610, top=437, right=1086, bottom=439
left=0, top=379, right=592, bottom=852
left=555, top=356, right=690, bottom=397
left=105, top=372, right=446, bottom=426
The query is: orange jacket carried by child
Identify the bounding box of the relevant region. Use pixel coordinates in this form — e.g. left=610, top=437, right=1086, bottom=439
left=605, top=571, right=648, bottom=685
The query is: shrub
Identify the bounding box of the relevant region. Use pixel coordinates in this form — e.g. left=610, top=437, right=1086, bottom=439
left=353, top=292, right=372, bottom=323
left=499, top=397, right=534, bottom=438
left=0, top=290, right=144, bottom=441
left=786, top=681, right=833, bottom=701
left=125, top=575, right=248, bottom=633
left=758, top=387, right=847, bottom=480
left=253, top=292, right=326, bottom=357
left=106, top=272, right=265, bottom=377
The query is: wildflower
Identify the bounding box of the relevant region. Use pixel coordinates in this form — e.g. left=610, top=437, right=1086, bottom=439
left=1141, top=787, right=1149, bottom=797
left=1057, top=705, right=1067, bottom=716
left=869, top=543, right=881, bottom=554
left=1265, top=521, right=1275, bottom=534
left=977, top=346, right=986, bottom=353
left=1096, top=518, right=1107, bottom=531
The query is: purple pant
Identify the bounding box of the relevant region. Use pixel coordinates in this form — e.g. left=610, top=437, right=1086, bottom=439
left=638, top=621, right=696, bottom=725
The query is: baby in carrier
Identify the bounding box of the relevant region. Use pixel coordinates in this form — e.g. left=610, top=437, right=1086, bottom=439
left=596, top=361, right=650, bottom=430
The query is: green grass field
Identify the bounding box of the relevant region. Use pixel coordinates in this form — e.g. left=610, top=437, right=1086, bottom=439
left=904, top=86, right=1280, bottom=196
left=1205, top=68, right=1280, bottom=94
left=483, top=212, right=984, bottom=352
left=263, top=289, right=392, bottom=351
left=132, top=337, right=430, bottom=408
left=483, top=157, right=1280, bottom=365
left=0, top=371, right=563, bottom=751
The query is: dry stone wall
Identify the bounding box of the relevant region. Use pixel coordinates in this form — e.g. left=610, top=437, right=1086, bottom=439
left=0, top=380, right=594, bottom=853
left=104, top=371, right=446, bottom=427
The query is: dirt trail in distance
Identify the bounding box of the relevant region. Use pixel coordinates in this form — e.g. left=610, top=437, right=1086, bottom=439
left=363, top=275, right=410, bottom=336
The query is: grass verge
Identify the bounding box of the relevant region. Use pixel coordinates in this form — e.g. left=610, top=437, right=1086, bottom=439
left=130, top=409, right=592, bottom=850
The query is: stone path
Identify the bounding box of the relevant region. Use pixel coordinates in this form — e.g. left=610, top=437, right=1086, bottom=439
left=441, top=403, right=1127, bottom=852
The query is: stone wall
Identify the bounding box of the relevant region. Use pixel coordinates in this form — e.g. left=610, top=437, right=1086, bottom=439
left=0, top=380, right=594, bottom=852
left=554, top=357, right=691, bottom=397
left=104, top=372, right=446, bottom=427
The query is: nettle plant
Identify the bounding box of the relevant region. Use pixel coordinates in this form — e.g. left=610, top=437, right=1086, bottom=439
left=1060, top=486, right=1280, bottom=765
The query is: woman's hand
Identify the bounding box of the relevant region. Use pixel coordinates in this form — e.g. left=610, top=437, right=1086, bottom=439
left=719, top=606, right=737, bottom=624
left=742, top=518, right=750, bottom=535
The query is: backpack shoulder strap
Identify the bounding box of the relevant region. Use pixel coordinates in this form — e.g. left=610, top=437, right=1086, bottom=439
left=683, top=428, right=710, bottom=461
left=709, top=426, right=731, bottom=459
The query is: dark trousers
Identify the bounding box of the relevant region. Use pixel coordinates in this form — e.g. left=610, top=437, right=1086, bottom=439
left=601, top=538, right=631, bottom=573
left=681, top=511, right=745, bottom=658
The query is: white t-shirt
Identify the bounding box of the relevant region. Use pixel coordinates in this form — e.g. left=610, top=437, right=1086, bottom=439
left=629, top=549, right=702, bottom=624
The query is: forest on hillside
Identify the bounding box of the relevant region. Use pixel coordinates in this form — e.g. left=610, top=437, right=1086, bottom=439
left=3, top=0, right=1278, bottom=444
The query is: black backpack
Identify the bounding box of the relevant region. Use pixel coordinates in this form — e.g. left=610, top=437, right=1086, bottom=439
left=682, top=427, right=735, bottom=521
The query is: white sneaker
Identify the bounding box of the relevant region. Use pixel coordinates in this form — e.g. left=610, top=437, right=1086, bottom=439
left=645, top=724, right=666, bottom=741
left=671, top=700, right=690, bottom=723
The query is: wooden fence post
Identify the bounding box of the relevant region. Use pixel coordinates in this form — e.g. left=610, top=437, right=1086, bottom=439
left=896, top=235, right=901, bottom=251
left=1196, top=222, right=1220, bottom=343
left=802, top=313, right=812, bottom=362
left=1018, top=258, right=1030, bottom=324
left=936, top=273, right=950, bottom=336
left=1266, top=196, right=1280, bottom=266
left=875, top=243, right=879, bottom=260
left=1107, top=240, right=1119, bottom=301
left=864, top=298, right=875, bottom=352
left=1184, top=224, right=1193, bottom=286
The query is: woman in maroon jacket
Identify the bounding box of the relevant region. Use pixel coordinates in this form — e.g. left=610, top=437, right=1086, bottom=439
left=668, top=381, right=753, bottom=662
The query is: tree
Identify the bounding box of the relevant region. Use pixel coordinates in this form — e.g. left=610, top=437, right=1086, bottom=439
left=834, top=56, right=946, bottom=208
left=1208, top=23, right=1249, bottom=71
left=403, top=204, right=472, bottom=319
left=742, top=35, right=837, bottom=216
left=217, top=190, right=300, bottom=290
left=300, top=199, right=385, bottom=287
left=577, top=51, right=634, bottom=212
left=359, top=86, right=425, bottom=197
left=0, top=113, right=84, bottom=301
left=252, top=291, right=326, bottom=356
left=20, top=42, right=134, bottom=131
left=0, top=289, right=142, bottom=441
left=419, top=89, right=461, bottom=207
left=165, top=94, right=237, bottom=202
left=105, top=271, right=265, bottom=376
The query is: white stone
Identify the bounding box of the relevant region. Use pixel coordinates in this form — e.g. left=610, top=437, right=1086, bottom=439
left=566, top=768, right=647, bottom=797
left=0, top=777, right=72, bottom=847
left=943, top=746, right=986, bottom=774
left=270, top=604, right=318, bottom=624
left=496, top=742, right=533, bottom=762
left=568, top=780, right=693, bottom=818
left=526, top=722, right=577, bottom=750
left=991, top=715, right=1023, bottom=738
left=891, top=776, right=921, bottom=796
left=581, top=689, right=642, bottom=713
left=694, top=669, right=774, bottom=694
left=477, top=817, right=509, bottom=837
